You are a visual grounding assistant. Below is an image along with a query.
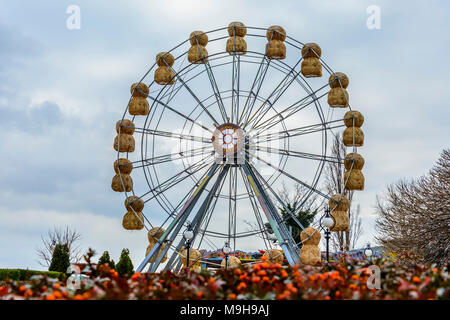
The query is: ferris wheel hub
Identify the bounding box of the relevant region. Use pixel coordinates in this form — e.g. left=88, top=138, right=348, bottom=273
left=211, top=123, right=245, bottom=159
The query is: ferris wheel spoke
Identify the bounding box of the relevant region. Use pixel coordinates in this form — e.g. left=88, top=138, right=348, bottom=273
left=247, top=150, right=331, bottom=201
left=252, top=146, right=344, bottom=164
left=227, top=165, right=239, bottom=249
left=231, top=54, right=241, bottom=124
left=237, top=165, right=271, bottom=250
left=193, top=40, right=228, bottom=123
left=250, top=162, right=307, bottom=231
left=252, top=82, right=330, bottom=131
left=196, top=165, right=230, bottom=251
left=243, top=55, right=304, bottom=130
left=136, top=127, right=212, bottom=144
left=165, top=62, right=221, bottom=126
left=133, top=145, right=213, bottom=168
left=147, top=95, right=213, bottom=134
left=140, top=153, right=213, bottom=204
left=157, top=159, right=217, bottom=231
left=238, top=56, right=271, bottom=126
left=252, top=118, right=347, bottom=144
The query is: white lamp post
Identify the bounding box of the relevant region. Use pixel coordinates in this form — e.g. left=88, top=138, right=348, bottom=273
left=364, top=243, right=373, bottom=261
left=223, top=242, right=232, bottom=269
left=183, top=226, right=194, bottom=269
left=320, top=208, right=335, bottom=263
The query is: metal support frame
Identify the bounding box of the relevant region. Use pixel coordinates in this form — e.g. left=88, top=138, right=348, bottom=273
left=241, top=163, right=300, bottom=266
left=136, top=163, right=220, bottom=272
left=162, top=164, right=230, bottom=271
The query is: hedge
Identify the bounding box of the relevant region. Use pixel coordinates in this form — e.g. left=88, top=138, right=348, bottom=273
left=0, top=269, right=63, bottom=281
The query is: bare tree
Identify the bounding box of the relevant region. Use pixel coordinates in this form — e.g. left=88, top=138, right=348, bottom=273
left=324, top=133, right=363, bottom=251
left=36, top=226, right=83, bottom=267
left=375, top=149, right=450, bottom=266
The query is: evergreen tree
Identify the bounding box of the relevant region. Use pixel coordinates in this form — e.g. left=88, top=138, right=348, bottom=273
left=49, top=243, right=70, bottom=273
left=109, top=259, right=116, bottom=270
left=116, top=249, right=134, bottom=277
left=280, top=202, right=317, bottom=246
left=98, top=251, right=113, bottom=268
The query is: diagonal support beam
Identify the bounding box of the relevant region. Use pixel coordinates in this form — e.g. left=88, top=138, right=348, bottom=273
left=163, top=165, right=230, bottom=271
left=136, top=163, right=220, bottom=272
left=241, top=163, right=300, bottom=266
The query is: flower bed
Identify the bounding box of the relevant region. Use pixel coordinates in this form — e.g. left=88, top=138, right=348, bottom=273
left=1, top=256, right=448, bottom=300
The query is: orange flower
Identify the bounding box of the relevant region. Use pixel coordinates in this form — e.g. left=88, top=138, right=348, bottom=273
left=24, top=289, right=33, bottom=298
left=273, top=263, right=282, bottom=269
left=53, top=291, right=63, bottom=299
left=19, top=285, right=26, bottom=293
left=261, top=255, right=268, bottom=261
left=335, top=290, right=341, bottom=298
left=237, top=282, right=247, bottom=291
left=74, top=294, right=84, bottom=300
left=82, top=292, right=91, bottom=300
left=257, top=270, right=267, bottom=277
left=324, top=295, right=331, bottom=300
left=351, top=274, right=359, bottom=281
left=308, top=274, right=318, bottom=282
left=0, top=286, right=8, bottom=295
left=252, top=276, right=261, bottom=283
left=228, top=293, right=237, bottom=300
left=412, top=276, right=421, bottom=284
left=286, top=283, right=297, bottom=294
left=281, top=270, right=288, bottom=278
left=234, top=269, right=242, bottom=276
left=53, top=283, right=61, bottom=290
left=46, top=294, right=56, bottom=300
left=282, top=289, right=291, bottom=299
left=41, top=285, right=47, bottom=292
left=262, top=276, right=270, bottom=283
left=131, top=272, right=141, bottom=281
left=110, top=270, right=119, bottom=278
left=432, top=268, right=438, bottom=273
left=319, top=273, right=328, bottom=281
left=197, top=291, right=203, bottom=299
left=349, top=284, right=357, bottom=290
left=208, top=278, right=215, bottom=285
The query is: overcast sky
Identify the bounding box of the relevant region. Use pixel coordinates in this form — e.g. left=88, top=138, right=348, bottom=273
left=0, top=0, right=449, bottom=270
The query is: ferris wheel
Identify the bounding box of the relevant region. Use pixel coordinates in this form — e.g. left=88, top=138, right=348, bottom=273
left=111, top=22, right=365, bottom=273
